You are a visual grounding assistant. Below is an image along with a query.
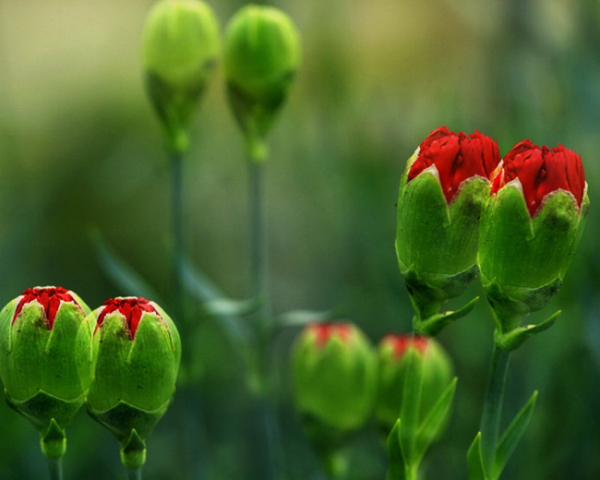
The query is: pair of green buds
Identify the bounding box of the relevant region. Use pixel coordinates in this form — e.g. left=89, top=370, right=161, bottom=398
left=292, top=323, right=454, bottom=478
left=142, top=0, right=301, bottom=160
left=0, top=287, right=180, bottom=470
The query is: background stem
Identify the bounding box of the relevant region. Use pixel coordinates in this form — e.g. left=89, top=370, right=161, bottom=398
left=47, top=457, right=63, bottom=480
left=170, top=148, right=185, bottom=319
left=480, top=343, right=511, bottom=477
left=127, top=467, right=142, bottom=480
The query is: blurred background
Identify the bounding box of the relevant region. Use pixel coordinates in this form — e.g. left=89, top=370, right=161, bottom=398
left=1, top=0, right=600, bottom=478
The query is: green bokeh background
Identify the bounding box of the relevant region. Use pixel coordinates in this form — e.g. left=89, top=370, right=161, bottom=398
left=1, top=0, right=600, bottom=479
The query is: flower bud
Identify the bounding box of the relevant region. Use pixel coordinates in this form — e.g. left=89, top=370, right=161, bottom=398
left=292, top=323, right=376, bottom=437
left=396, top=127, right=501, bottom=333
left=86, top=297, right=181, bottom=468
left=479, top=141, right=589, bottom=343
left=143, top=0, right=220, bottom=153
left=375, top=335, right=452, bottom=436
left=0, top=286, right=94, bottom=458
left=224, top=5, right=301, bottom=161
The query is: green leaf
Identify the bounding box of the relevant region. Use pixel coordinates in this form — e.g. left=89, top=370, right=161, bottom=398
left=467, top=432, right=488, bottom=480
left=415, top=377, right=458, bottom=461
left=386, top=419, right=406, bottom=480
left=416, top=297, right=479, bottom=336
left=90, top=228, right=163, bottom=304
left=492, top=391, right=538, bottom=479
left=277, top=309, right=333, bottom=328
left=399, top=348, right=424, bottom=468
left=495, top=312, right=560, bottom=351
left=202, top=298, right=260, bottom=318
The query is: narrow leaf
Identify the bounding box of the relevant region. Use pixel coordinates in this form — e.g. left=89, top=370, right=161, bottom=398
left=277, top=309, right=332, bottom=328
left=492, top=391, right=538, bottom=479
left=467, top=432, right=488, bottom=480
left=399, top=348, right=424, bottom=468
left=496, top=311, right=560, bottom=351
left=415, top=377, right=458, bottom=461
left=417, top=296, right=479, bottom=336
left=386, top=419, right=406, bottom=480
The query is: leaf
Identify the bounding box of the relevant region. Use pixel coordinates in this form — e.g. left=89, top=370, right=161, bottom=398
left=277, top=309, right=332, bottom=328
left=203, top=298, right=260, bottom=318
left=416, top=296, right=479, bottom=336
left=415, top=377, right=458, bottom=461
left=399, top=348, right=424, bottom=468
left=492, top=391, right=538, bottom=479
left=467, top=433, right=488, bottom=480
left=90, top=227, right=163, bottom=303
left=386, top=419, right=406, bottom=480
left=495, top=312, right=560, bottom=351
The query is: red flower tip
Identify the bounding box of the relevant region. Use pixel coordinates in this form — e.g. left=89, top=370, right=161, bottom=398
left=493, top=140, right=585, bottom=217
left=96, top=297, right=162, bottom=340
left=308, top=323, right=352, bottom=348
left=12, top=286, right=80, bottom=329
left=408, top=127, right=500, bottom=203
left=382, top=334, right=429, bottom=359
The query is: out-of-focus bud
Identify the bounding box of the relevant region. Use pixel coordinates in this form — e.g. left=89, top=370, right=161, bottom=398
left=143, top=0, right=220, bottom=153
left=396, top=126, right=501, bottom=334
left=224, top=5, right=301, bottom=161
left=0, top=286, right=93, bottom=458
left=376, top=335, right=452, bottom=436
left=479, top=141, right=589, bottom=349
left=86, top=297, right=181, bottom=468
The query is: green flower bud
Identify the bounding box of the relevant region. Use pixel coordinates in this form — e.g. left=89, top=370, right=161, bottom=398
left=375, top=335, right=452, bottom=437
left=143, top=0, right=220, bottom=153
left=86, top=297, right=181, bottom=468
left=224, top=5, right=301, bottom=161
left=396, top=127, right=501, bottom=334
left=292, top=323, right=375, bottom=437
left=0, top=286, right=93, bottom=458
left=479, top=141, right=588, bottom=348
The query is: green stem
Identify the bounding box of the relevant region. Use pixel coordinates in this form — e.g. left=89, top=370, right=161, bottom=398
left=479, top=343, right=511, bottom=477
left=321, top=450, right=348, bottom=480
left=404, top=463, right=418, bottom=480
left=127, top=467, right=142, bottom=480
left=170, top=148, right=185, bottom=320
left=47, top=457, right=63, bottom=480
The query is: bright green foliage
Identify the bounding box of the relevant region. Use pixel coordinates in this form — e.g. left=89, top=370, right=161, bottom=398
left=143, top=0, right=220, bottom=153
left=86, top=302, right=181, bottom=468
left=479, top=184, right=589, bottom=346
left=224, top=5, right=301, bottom=161
left=376, top=337, right=452, bottom=436
left=395, top=150, right=488, bottom=331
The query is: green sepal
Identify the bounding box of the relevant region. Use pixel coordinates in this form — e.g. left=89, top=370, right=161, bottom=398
left=6, top=389, right=84, bottom=432
left=492, top=391, right=537, bottom=479
left=467, top=433, right=488, bottom=480
left=120, top=429, right=147, bottom=469
left=40, top=418, right=67, bottom=459
left=415, top=297, right=479, bottom=336
left=87, top=397, right=171, bottom=442
left=494, top=311, right=560, bottom=351
left=398, top=348, right=424, bottom=468
left=386, top=420, right=406, bottom=480
left=415, top=377, right=457, bottom=460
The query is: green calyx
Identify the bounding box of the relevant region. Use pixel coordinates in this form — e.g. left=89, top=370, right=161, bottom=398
left=375, top=340, right=453, bottom=437
left=224, top=5, right=301, bottom=162
left=143, top=0, right=220, bottom=153
left=0, top=297, right=93, bottom=433
left=396, top=155, right=488, bottom=330
left=479, top=185, right=589, bottom=349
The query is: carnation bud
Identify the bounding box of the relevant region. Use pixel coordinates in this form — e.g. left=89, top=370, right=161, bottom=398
left=396, top=127, right=501, bottom=334
left=85, top=297, right=181, bottom=468
left=224, top=5, right=301, bottom=161
left=479, top=141, right=589, bottom=349
left=0, top=286, right=94, bottom=458
left=292, top=323, right=375, bottom=443
left=375, top=335, right=452, bottom=437
left=143, top=0, right=220, bottom=153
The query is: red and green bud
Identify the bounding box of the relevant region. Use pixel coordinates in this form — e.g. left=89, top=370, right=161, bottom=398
left=0, top=286, right=94, bottom=458
left=143, top=0, right=220, bottom=153
left=396, top=127, right=501, bottom=333
left=224, top=5, right=301, bottom=161
left=479, top=141, right=589, bottom=349
left=86, top=297, right=181, bottom=468
left=376, top=335, right=452, bottom=436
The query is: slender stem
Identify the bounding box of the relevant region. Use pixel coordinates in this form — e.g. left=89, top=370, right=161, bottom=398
left=170, top=149, right=185, bottom=319
left=47, top=457, right=63, bottom=480
left=127, top=467, right=142, bottom=480
left=479, top=343, right=511, bottom=477
left=404, top=463, right=418, bottom=480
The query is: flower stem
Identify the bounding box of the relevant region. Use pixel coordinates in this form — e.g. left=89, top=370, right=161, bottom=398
left=170, top=148, right=185, bottom=320
left=46, top=457, right=63, bottom=480
left=479, top=343, right=511, bottom=477
left=128, top=467, right=142, bottom=480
